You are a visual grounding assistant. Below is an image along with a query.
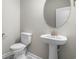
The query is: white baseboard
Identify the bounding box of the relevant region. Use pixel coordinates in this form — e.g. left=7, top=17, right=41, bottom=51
left=27, top=52, right=43, bottom=59
left=3, top=51, right=43, bottom=59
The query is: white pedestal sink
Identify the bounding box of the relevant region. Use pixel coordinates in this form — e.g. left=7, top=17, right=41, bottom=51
left=40, top=34, right=67, bottom=59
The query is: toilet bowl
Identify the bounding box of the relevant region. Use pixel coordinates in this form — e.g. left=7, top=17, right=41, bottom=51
left=10, top=32, right=32, bottom=59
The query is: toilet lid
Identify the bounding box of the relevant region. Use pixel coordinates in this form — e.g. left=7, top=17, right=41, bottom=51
left=10, top=43, right=26, bottom=50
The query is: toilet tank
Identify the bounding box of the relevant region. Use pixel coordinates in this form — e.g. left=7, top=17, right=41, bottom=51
left=21, top=32, right=32, bottom=46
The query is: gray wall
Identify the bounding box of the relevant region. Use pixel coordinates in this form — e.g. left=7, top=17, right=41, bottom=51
left=20, top=0, right=50, bottom=59
left=58, top=6, right=76, bottom=59
left=2, top=0, right=20, bottom=54
left=20, top=0, right=75, bottom=59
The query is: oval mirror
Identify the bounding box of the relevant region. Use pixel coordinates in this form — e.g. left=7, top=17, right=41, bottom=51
left=44, top=0, right=71, bottom=28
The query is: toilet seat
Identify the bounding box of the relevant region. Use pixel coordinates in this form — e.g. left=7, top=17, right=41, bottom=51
left=10, top=43, right=26, bottom=51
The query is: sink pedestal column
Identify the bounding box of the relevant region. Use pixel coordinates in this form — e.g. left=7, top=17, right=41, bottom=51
left=49, top=44, right=58, bottom=59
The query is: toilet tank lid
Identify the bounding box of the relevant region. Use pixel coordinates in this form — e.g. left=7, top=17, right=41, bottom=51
left=21, top=32, right=32, bottom=36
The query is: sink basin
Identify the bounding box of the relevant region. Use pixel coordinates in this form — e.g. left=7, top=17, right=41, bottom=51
left=40, top=34, right=67, bottom=59
left=40, top=34, right=67, bottom=45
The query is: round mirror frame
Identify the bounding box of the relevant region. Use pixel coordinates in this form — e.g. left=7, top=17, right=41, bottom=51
left=43, top=0, right=73, bottom=28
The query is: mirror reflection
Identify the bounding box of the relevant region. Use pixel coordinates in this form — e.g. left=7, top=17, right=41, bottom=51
left=44, top=0, right=71, bottom=28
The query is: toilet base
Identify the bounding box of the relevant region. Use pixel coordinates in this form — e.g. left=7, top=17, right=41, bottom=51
left=14, top=49, right=27, bottom=59
left=14, top=53, right=26, bottom=59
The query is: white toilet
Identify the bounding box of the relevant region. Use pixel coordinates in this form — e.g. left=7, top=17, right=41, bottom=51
left=10, top=32, right=32, bottom=59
